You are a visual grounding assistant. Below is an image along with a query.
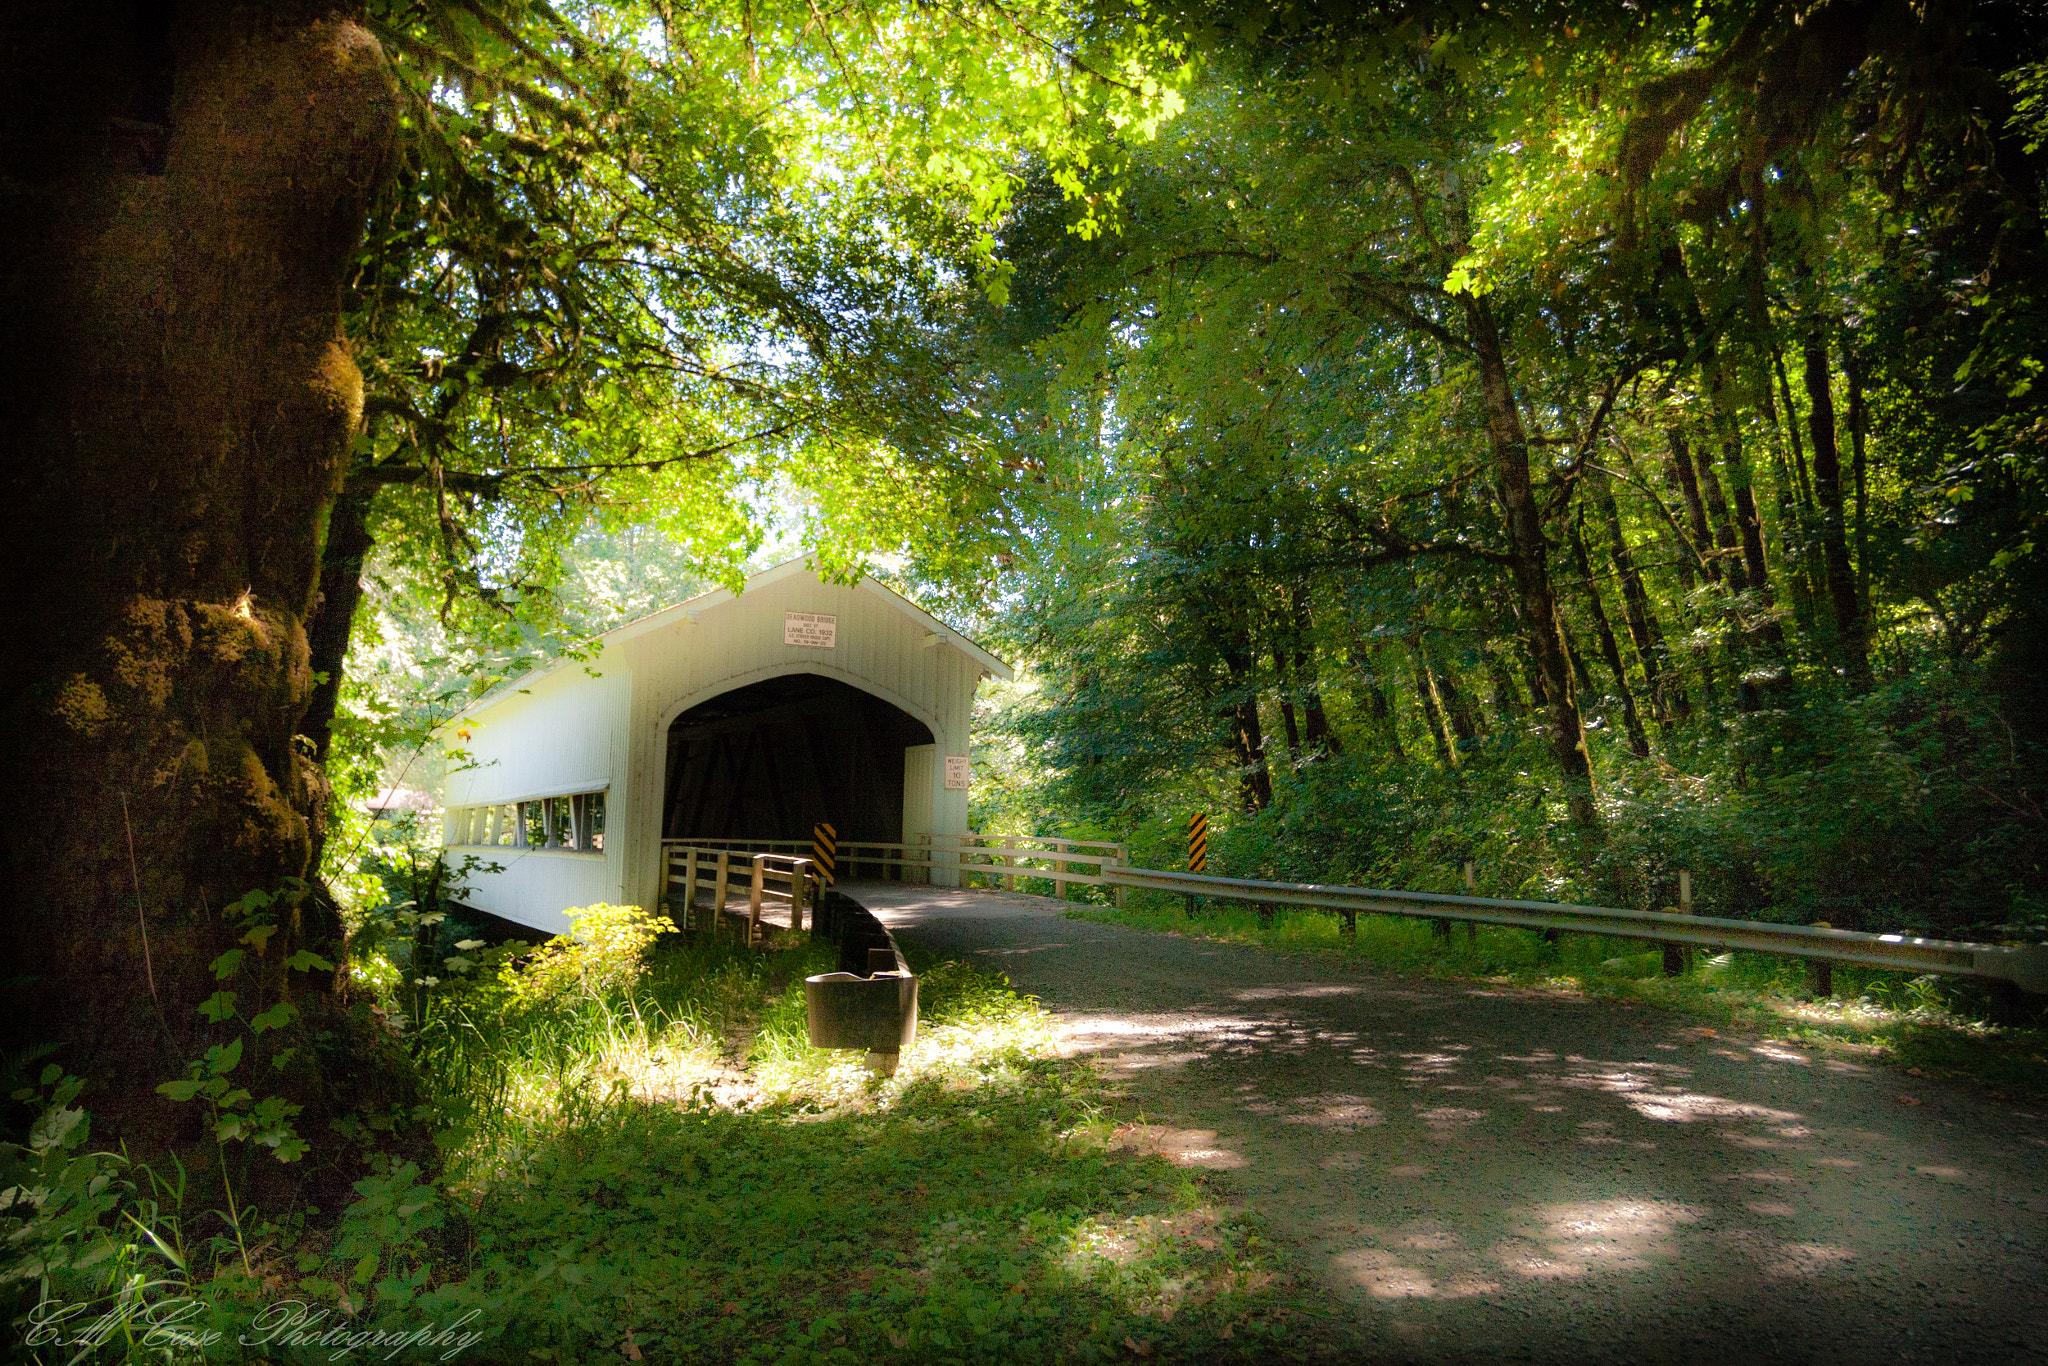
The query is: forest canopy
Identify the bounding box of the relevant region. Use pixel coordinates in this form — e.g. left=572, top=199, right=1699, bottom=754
left=902, top=0, right=2048, bottom=943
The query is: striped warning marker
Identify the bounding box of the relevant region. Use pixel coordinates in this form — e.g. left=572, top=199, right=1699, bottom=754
left=1187, top=813, right=1208, bottom=873
left=812, top=822, right=837, bottom=886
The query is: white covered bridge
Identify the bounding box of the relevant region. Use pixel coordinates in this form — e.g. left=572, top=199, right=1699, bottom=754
left=437, top=560, right=1017, bottom=936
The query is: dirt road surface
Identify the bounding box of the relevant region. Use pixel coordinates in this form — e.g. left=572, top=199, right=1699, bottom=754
left=845, top=882, right=2048, bottom=1364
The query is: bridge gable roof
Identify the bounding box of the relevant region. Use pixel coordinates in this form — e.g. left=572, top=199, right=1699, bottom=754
left=460, top=559, right=1011, bottom=720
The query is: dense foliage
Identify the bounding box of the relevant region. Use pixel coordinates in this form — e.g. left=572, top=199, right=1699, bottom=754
left=934, top=1, right=2048, bottom=943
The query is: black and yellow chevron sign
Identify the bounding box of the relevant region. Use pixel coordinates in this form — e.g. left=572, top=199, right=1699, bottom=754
left=812, top=822, right=837, bottom=885
left=1187, top=813, right=1208, bottom=873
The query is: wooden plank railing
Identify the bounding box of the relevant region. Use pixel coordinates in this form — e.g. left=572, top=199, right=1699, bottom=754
left=661, top=834, right=1130, bottom=907
left=663, top=843, right=817, bottom=946
left=922, top=835, right=1127, bottom=906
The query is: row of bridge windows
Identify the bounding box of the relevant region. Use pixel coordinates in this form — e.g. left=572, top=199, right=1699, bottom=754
left=447, top=791, right=606, bottom=853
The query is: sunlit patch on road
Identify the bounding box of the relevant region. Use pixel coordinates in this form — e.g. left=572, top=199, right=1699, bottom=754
left=1275, top=1092, right=1385, bottom=1128
left=1534, top=1198, right=1706, bottom=1268
left=1109, top=1123, right=1250, bottom=1169
left=1625, top=1091, right=1802, bottom=1124
left=1762, top=1243, right=1857, bottom=1277
left=1493, top=1238, right=1593, bottom=1280
left=1332, top=1249, right=1442, bottom=1297
left=1416, top=1106, right=1486, bottom=1126
left=1233, top=983, right=1367, bottom=1000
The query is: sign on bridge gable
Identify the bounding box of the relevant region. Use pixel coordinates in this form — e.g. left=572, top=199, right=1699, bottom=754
left=783, top=611, right=838, bottom=648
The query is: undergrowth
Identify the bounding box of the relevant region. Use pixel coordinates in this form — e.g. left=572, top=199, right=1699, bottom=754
left=1069, top=896, right=2048, bottom=1102
left=5, top=907, right=1333, bottom=1364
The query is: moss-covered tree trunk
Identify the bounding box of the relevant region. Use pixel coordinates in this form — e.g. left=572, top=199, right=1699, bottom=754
left=0, top=1, right=409, bottom=1195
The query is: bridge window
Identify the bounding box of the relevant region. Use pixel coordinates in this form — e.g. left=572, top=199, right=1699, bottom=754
left=449, top=793, right=605, bottom=851
left=574, top=791, right=605, bottom=851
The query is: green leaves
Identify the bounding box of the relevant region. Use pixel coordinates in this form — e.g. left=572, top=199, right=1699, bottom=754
left=250, top=1002, right=299, bottom=1034
left=28, top=1104, right=86, bottom=1155
left=208, top=1038, right=243, bottom=1076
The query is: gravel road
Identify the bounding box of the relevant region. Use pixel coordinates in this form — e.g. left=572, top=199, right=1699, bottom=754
left=845, top=882, right=2048, bottom=1364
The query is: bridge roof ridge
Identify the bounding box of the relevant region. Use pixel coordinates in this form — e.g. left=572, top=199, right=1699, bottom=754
left=455, top=557, right=1011, bottom=722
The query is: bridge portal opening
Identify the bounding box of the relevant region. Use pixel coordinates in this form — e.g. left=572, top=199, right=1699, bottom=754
left=661, top=674, right=935, bottom=853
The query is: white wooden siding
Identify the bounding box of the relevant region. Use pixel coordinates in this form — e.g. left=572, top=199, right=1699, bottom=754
left=438, top=561, right=1004, bottom=930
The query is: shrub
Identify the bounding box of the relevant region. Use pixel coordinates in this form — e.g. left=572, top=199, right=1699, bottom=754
left=505, top=904, right=678, bottom=1007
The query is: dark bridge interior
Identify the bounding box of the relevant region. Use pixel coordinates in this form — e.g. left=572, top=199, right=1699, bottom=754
left=661, top=673, right=933, bottom=845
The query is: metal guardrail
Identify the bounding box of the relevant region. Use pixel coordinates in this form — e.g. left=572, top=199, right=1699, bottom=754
left=1103, top=865, right=2048, bottom=994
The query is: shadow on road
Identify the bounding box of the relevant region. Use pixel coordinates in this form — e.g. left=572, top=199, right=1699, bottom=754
left=851, top=882, right=2048, bottom=1364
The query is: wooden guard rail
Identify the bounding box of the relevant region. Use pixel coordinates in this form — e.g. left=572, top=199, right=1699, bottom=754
left=661, top=834, right=1130, bottom=907
left=664, top=844, right=818, bottom=947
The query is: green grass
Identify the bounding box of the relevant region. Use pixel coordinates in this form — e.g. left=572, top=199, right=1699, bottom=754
left=1070, top=895, right=2048, bottom=1102
left=9, top=926, right=1341, bottom=1364
left=379, top=934, right=1332, bottom=1363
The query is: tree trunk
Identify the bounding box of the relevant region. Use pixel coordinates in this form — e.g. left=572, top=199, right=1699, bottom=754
left=1707, top=363, right=1775, bottom=601
left=1670, top=237, right=1791, bottom=690
left=1291, top=586, right=1340, bottom=755
left=299, top=479, right=377, bottom=876
left=1270, top=641, right=1303, bottom=756
left=1802, top=315, right=1872, bottom=687
left=1694, top=431, right=1748, bottom=592
left=0, top=0, right=412, bottom=1194
left=1846, top=340, right=1872, bottom=621
left=1564, top=621, right=1598, bottom=696
left=1221, top=639, right=1273, bottom=811
left=1410, top=645, right=1458, bottom=768
left=1484, top=645, right=1526, bottom=727
left=1505, top=596, right=1553, bottom=710
left=1693, top=423, right=1763, bottom=711
left=1593, top=465, right=1688, bottom=723
left=1570, top=512, right=1651, bottom=758
left=1299, top=670, right=1340, bottom=754
left=1675, top=234, right=1776, bottom=615
left=1461, top=293, right=1596, bottom=826
left=1665, top=428, right=1720, bottom=584
left=1434, top=654, right=1485, bottom=743
left=1659, top=242, right=1747, bottom=594
left=1773, top=349, right=1818, bottom=513
left=1349, top=645, right=1405, bottom=759
left=304, top=481, right=377, bottom=763
left=1766, top=354, right=1823, bottom=643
